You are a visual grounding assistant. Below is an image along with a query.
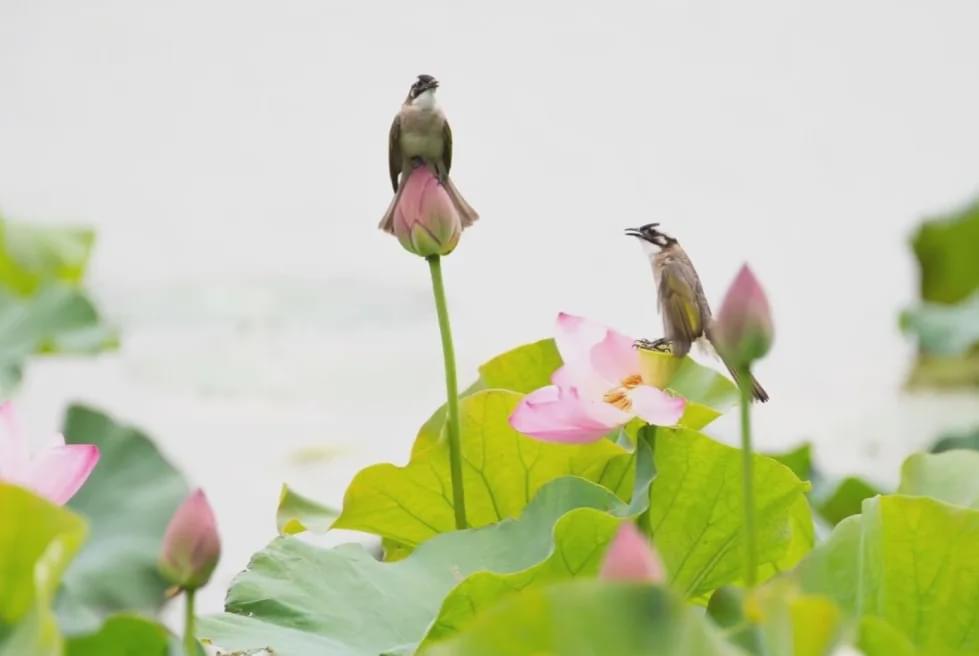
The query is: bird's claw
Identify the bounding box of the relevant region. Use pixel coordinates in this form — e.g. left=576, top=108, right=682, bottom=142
left=633, top=338, right=671, bottom=353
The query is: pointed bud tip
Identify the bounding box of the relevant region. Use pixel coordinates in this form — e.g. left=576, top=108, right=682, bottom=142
left=159, top=488, right=221, bottom=591
left=599, top=523, right=666, bottom=583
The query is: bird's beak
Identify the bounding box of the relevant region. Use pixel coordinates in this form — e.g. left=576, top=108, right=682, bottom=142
left=427, top=79, right=440, bottom=91
left=624, top=227, right=644, bottom=239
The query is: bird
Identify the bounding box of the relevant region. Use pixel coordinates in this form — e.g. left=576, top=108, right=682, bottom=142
left=378, top=74, right=479, bottom=232
left=625, top=223, right=769, bottom=402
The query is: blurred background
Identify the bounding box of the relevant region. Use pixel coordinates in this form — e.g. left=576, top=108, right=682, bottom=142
left=2, top=0, right=978, bottom=617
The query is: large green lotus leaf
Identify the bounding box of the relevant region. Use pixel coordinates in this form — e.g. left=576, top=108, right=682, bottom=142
left=0, top=286, right=116, bottom=395
left=334, top=390, right=634, bottom=547
left=648, top=428, right=813, bottom=598
left=0, top=219, right=93, bottom=295
left=746, top=578, right=843, bottom=656
left=0, top=483, right=87, bottom=656
left=901, top=293, right=979, bottom=356
left=57, top=406, right=189, bottom=632
left=422, top=581, right=746, bottom=656
left=478, top=338, right=562, bottom=392
left=898, top=450, right=979, bottom=509
left=856, top=617, right=917, bottom=656
left=799, top=495, right=979, bottom=652
left=419, top=437, right=655, bottom=646
left=200, top=476, right=629, bottom=655
left=911, top=198, right=979, bottom=305
left=64, top=615, right=174, bottom=656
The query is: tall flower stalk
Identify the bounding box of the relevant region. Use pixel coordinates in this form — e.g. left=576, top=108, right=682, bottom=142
left=428, top=255, right=467, bottom=529
left=713, top=264, right=774, bottom=588
left=386, top=165, right=469, bottom=529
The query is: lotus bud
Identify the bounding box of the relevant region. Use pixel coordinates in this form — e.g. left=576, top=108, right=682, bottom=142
left=599, top=522, right=666, bottom=583
left=713, top=264, right=774, bottom=367
left=392, top=166, right=461, bottom=257
left=159, top=489, right=221, bottom=591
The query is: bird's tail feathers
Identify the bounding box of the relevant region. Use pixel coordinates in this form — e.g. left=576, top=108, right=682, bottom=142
left=443, top=177, right=479, bottom=227
left=378, top=175, right=478, bottom=233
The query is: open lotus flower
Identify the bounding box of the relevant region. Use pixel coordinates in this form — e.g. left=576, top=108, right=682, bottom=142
left=0, top=402, right=99, bottom=505
left=600, top=522, right=666, bottom=583
left=509, top=314, right=685, bottom=443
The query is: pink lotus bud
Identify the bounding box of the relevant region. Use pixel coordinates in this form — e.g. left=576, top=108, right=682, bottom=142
left=599, top=522, right=666, bottom=583
left=392, top=166, right=461, bottom=257
left=159, top=488, right=221, bottom=591
left=713, top=264, right=774, bottom=367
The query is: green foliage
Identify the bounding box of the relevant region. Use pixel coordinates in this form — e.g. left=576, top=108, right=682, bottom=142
left=0, top=218, right=114, bottom=396
left=422, top=581, right=746, bottom=656
left=200, top=477, right=632, bottom=655
left=815, top=476, right=881, bottom=525
left=276, top=484, right=339, bottom=535
left=419, top=438, right=655, bottom=647
left=0, top=287, right=116, bottom=395
left=911, top=198, right=979, bottom=304
left=0, top=219, right=93, bottom=295
left=800, top=495, right=979, bottom=653
left=333, top=390, right=634, bottom=547
left=477, top=338, right=562, bottom=392
left=649, top=428, right=813, bottom=597
left=0, top=484, right=87, bottom=656
left=929, top=425, right=979, bottom=453
left=58, top=406, right=189, bottom=632
left=64, top=615, right=173, bottom=656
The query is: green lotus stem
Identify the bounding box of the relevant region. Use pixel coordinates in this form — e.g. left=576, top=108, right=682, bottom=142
left=427, top=255, right=468, bottom=530
left=738, top=367, right=758, bottom=587
left=183, top=588, right=197, bottom=656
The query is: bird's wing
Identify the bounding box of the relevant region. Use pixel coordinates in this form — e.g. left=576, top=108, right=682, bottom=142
left=442, top=119, right=452, bottom=174
left=388, top=114, right=402, bottom=192
left=658, top=260, right=706, bottom=355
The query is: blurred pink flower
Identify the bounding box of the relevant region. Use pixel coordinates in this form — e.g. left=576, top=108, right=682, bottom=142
left=713, top=264, right=774, bottom=366
left=600, top=522, right=666, bottom=583
left=508, top=313, right=685, bottom=443
left=0, top=402, right=99, bottom=505
left=393, top=166, right=461, bottom=257
left=159, top=488, right=221, bottom=591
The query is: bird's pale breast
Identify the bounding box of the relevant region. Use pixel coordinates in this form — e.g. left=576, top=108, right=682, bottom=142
left=399, top=106, right=445, bottom=161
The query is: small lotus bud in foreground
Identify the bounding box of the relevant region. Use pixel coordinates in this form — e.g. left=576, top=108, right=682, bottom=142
left=713, top=264, right=774, bottom=367
left=159, top=488, right=221, bottom=591
left=392, top=166, right=462, bottom=257
left=599, top=522, right=666, bottom=583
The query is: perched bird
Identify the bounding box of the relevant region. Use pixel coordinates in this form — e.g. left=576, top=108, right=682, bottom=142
left=625, top=223, right=769, bottom=402
left=379, top=74, right=478, bottom=233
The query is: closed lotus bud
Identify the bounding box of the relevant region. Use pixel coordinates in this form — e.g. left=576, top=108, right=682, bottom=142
left=159, top=489, right=221, bottom=591
left=713, top=264, right=774, bottom=367
left=599, top=522, right=666, bottom=583
left=393, top=166, right=461, bottom=257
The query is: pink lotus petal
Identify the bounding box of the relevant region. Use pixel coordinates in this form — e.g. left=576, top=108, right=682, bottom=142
left=26, top=443, right=100, bottom=505
left=554, top=313, right=607, bottom=368
left=600, top=523, right=666, bottom=583
left=589, top=327, right=640, bottom=385
left=628, top=385, right=685, bottom=426
left=509, top=385, right=617, bottom=444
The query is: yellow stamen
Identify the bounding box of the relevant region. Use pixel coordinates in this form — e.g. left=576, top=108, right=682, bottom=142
left=621, top=374, right=642, bottom=389
left=603, top=389, right=632, bottom=411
